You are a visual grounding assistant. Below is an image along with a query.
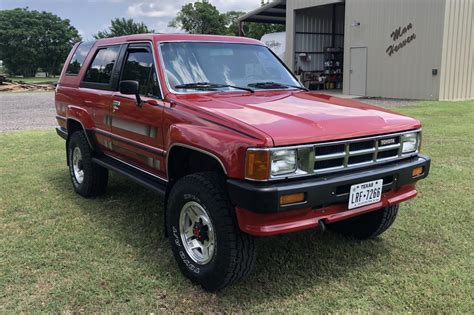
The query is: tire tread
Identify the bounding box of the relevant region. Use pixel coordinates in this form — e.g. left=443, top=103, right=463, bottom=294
left=68, top=131, right=108, bottom=197
left=167, top=172, right=255, bottom=291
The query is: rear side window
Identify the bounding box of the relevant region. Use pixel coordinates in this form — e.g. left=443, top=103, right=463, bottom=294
left=83, top=45, right=121, bottom=84
left=66, top=42, right=94, bottom=75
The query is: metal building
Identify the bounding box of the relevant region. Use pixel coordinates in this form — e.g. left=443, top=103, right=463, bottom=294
left=239, top=0, right=473, bottom=100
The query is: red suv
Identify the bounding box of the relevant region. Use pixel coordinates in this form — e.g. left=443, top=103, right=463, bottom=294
left=55, top=34, right=430, bottom=291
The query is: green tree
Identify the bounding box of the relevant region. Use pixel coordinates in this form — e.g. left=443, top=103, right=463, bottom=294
left=170, top=1, right=285, bottom=39
left=223, top=10, right=285, bottom=39
left=0, top=8, right=80, bottom=77
left=243, top=23, right=285, bottom=40
left=169, top=0, right=227, bottom=35
left=94, top=18, right=154, bottom=39
left=223, top=10, right=245, bottom=36
left=227, top=1, right=285, bottom=39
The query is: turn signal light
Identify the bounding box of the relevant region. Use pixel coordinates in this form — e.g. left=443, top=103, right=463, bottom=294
left=245, top=150, right=270, bottom=180
left=280, top=193, right=305, bottom=205
left=412, top=166, right=424, bottom=177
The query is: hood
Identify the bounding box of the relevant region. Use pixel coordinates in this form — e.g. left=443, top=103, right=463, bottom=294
left=174, top=91, right=421, bottom=146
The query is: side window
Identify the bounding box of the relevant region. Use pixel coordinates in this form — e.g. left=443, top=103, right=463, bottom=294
left=66, top=42, right=94, bottom=75
left=83, top=45, right=121, bottom=84
left=121, top=48, right=159, bottom=97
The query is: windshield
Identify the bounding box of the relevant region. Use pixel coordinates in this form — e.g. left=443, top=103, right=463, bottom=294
left=159, top=42, right=301, bottom=93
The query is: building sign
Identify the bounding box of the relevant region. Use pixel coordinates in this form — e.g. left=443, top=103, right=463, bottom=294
left=386, top=23, right=416, bottom=56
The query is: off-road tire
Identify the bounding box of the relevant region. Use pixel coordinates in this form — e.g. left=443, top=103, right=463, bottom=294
left=166, top=172, right=256, bottom=291
left=68, top=131, right=108, bottom=197
left=328, top=204, right=399, bottom=239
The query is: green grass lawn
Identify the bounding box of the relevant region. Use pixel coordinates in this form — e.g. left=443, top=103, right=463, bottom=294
left=9, top=76, right=58, bottom=84
left=1, top=101, right=473, bottom=312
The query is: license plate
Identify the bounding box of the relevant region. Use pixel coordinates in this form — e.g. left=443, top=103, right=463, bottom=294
left=348, top=179, right=383, bottom=209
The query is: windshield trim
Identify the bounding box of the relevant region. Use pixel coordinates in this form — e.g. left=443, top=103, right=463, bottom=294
left=157, top=41, right=304, bottom=95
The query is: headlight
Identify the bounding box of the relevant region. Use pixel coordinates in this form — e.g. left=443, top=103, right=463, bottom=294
left=401, top=132, right=420, bottom=154
left=271, top=149, right=297, bottom=176
left=245, top=148, right=298, bottom=180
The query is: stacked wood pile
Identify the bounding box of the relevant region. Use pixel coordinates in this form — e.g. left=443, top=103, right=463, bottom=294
left=0, top=80, right=55, bottom=92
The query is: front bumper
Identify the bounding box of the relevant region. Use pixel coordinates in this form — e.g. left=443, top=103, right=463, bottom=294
left=56, top=127, right=68, bottom=140
left=228, top=155, right=430, bottom=236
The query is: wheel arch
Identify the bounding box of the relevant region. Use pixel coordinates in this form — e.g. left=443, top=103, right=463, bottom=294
left=66, top=118, right=94, bottom=165
left=166, top=144, right=228, bottom=181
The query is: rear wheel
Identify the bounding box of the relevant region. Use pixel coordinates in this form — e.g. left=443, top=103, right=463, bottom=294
left=166, top=172, right=256, bottom=291
left=68, top=131, right=108, bottom=197
left=328, top=204, right=399, bottom=239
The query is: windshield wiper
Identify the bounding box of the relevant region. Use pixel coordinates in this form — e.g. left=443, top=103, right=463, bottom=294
left=174, top=82, right=254, bottom=93
left=248, top=81, right=308, bottom=91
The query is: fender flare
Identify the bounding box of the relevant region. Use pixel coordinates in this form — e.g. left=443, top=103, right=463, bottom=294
left=66, top=117, right=94, bottom=149
left=166, top=143, right=228, bottom=176
left=66, top=105, right=96, bottom=149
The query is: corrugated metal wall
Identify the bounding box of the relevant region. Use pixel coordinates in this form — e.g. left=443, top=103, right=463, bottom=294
left=439, top=0, right=474, bottom=100
left=285, top=0, right=472, bottom=99
left=343, top=0, right=447, bottom=100
left=294, top=4, right=345, bottom=71
left=287, top=0, right=344, bottom=11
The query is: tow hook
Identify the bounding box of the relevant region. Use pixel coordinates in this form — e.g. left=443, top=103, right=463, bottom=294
left=318, top=219, right=326, bottom=233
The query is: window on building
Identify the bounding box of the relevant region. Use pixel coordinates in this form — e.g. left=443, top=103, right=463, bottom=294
left=83, top=45, right=121, bottom=84
left=66, top=42, right=94, bottom=75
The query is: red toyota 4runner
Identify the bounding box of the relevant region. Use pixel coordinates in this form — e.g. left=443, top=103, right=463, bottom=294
left=55, top=34, right=430, bottom=291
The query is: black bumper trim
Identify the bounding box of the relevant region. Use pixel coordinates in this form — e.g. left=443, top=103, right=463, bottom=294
left=227, top=155, right=431, bottom=213
left=56, top=127, right=68, bottom=140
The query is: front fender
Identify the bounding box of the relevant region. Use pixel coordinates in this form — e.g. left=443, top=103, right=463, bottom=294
left=167, top=124, right=266, bottom=178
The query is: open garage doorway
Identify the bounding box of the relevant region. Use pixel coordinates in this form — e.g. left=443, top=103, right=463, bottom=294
left=293, top=3, right=345, bottom=92
left=238, top=0, right=347, bottom=94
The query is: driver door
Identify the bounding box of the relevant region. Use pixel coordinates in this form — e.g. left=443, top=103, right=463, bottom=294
left=109, top=43, right=166, bottom=178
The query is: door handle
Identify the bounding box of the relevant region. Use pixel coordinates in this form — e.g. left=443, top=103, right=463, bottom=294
left=112, top=100, right=121, bottom=112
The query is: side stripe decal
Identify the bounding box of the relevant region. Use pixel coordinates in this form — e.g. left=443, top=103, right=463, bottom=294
left=92, top=128, right=166, bottom=156
left=103, top=115, right=157, bottom=138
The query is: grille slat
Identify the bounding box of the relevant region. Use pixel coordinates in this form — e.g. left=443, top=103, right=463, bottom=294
left=314, top=134, right=405, bottom=173
left=315, top=152, right=346, bottom=161
left=378, top=143, right=401, bottom=151
left=349, top=148, right=376, bottom=156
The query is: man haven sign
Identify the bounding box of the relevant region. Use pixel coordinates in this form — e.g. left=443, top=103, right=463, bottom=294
left=386, top=22, right=416, bottom=56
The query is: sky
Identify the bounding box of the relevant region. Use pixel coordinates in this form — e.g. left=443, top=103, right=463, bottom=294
left=0, top=0, right=262, bottom=40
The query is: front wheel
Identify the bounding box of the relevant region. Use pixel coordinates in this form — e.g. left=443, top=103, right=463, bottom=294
left=166, top=172, right=256, bottom=291
left=328, top=204, right=399, bottom=239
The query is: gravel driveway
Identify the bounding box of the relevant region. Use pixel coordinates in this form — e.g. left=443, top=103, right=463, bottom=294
left=0, top=91, right=418, bottom=132
left=0, top=92, right=56, bottom=131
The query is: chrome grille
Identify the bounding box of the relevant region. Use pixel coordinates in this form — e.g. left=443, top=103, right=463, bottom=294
left=313, top=132, right=408, bottom=174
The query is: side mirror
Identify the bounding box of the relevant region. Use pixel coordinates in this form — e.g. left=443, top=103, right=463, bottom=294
left=119, top=80, right=142, bottom=106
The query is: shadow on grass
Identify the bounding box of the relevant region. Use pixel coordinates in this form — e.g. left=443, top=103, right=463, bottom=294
left=47, top=169, right=392, bottom=304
